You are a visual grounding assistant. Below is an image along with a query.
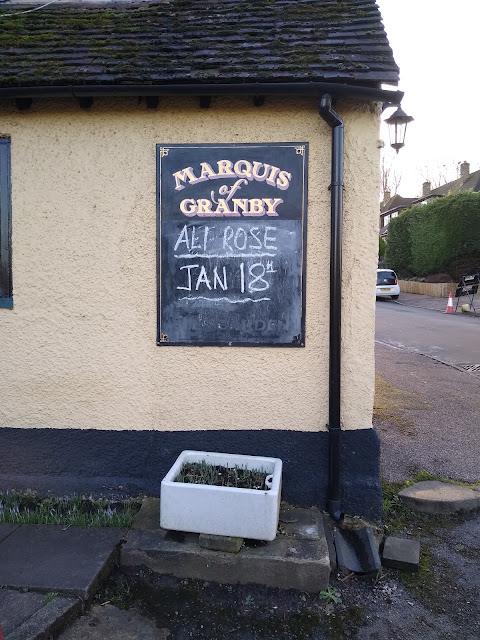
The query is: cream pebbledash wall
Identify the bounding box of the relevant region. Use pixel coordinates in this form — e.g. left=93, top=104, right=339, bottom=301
left=0, top=96, right=380, bottom=433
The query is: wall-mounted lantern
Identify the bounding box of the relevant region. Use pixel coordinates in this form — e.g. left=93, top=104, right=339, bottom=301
left=385, top=106, right=413, bottom=153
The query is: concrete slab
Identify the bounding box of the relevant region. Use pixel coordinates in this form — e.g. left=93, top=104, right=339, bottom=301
left=382, top=536, right=420, bottom=572
left=122, top=505, right=330, bottom=593
left=0, top=525, right=126, bottom=600
left=0, top=523, right=21, bottom=544
left=0, top=589, right=81, bottom=640
left=57, top=605, right=170, bottom=640
left=399, top=481, right=480, bottom=515
left=278, top=506, right=322, bottom=540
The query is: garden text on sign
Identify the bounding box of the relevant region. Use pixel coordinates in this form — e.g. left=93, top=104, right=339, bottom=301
left=157, top=143, right=308, bottom=346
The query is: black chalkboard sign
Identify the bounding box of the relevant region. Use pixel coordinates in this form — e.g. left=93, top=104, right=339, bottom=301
left=156, top=143, right=308, bottom=346
left=455, top=273, right=479, bottom=298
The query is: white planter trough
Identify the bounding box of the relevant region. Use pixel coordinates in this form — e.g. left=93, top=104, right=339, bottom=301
left=160, top=450, right=282, bottom=541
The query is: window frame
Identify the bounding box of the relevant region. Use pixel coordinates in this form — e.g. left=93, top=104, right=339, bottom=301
left=0, top=138, right=12, bottom=308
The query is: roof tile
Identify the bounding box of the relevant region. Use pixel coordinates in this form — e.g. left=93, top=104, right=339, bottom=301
left=0, top=0, right=399, bottom=88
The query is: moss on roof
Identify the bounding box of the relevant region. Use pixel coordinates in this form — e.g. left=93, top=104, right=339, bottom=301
left=0, top=0, right=399, bottom=88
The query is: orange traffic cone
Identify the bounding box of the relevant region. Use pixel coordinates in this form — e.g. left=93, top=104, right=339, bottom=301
left=445, top=292, right=454, bottom=313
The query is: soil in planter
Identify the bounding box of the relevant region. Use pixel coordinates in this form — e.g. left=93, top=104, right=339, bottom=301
left=174, top=461, right=270, bottom=490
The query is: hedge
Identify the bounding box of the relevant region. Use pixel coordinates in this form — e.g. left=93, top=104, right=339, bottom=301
left=386, top=191, right=480, bottom=277
left=385, top=208, right=413, bottom=275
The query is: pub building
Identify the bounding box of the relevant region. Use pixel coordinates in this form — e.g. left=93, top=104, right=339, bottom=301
left=0, top=0, right=401, bottom=521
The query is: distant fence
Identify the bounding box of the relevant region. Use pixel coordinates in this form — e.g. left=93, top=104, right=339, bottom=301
left=398, top=280, right=456, bottom=298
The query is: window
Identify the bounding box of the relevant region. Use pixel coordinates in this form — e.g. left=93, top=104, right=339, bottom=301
left=0, top=138, right=12, bottom=308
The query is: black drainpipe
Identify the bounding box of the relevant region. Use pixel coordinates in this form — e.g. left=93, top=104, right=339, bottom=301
left=318, top=94, right=344, bottom=524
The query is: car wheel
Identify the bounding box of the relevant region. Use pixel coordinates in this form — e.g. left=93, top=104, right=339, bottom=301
left=391, top=294, right=399, bottom=300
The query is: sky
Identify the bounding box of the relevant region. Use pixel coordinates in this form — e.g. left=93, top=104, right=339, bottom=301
left=376, top=0, right=480, bottom=198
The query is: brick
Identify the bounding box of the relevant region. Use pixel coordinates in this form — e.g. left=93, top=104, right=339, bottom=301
left=198, top=533, right=244, bottom=554
left=382, top=536, right=420, bottom=572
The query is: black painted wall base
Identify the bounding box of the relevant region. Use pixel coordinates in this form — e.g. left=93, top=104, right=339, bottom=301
left=0, top=427, right=382, bottom=520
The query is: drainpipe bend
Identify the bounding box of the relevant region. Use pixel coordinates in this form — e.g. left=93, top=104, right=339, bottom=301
left=318, top=94, right=344, bottom=524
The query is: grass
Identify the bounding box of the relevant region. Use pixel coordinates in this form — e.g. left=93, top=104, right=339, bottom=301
left=382, top=468, right=480, bottom=540
left=382, top=470, right=480, bottom=522
left=0, top=491, right=140, bottom=528
left=374, top=375, right=430, bottom=435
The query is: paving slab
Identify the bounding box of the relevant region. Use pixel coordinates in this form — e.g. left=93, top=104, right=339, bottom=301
left=0, top=525, right=126, bottom=600
left=122, top=505, right=330, bottom=593
left=399, top=481, right=480, bottom=515
left=57, top=604, right=170, bottom=640
left=0, top=523, right=21, bottom=544
left=382, top=536, right=420, bottom=572
left=0, top=589, right=81, bottom=640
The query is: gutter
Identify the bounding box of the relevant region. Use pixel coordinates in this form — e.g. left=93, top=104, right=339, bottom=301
left=0, top=81, right=403, bottom=106
left=318, top=94, right=344, bottom=523
left=319, top=93, right=382, bottom=572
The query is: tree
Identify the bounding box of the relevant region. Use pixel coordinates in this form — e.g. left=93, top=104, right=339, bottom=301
left=381, top=153, right=402, bottom=200
left=379, top=236, right=386, bottom=259
left=418, top=160, right=458, bottom=189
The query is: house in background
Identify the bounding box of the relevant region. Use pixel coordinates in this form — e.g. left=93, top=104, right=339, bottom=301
left=417, top=161, right=480, bottom=205
left=379, top=161, right=480, bottom=238
left=379, top=193, right=417, bottom=239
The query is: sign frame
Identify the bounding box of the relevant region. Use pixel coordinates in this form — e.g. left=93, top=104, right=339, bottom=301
left=156, top=143, right=308, bottom=347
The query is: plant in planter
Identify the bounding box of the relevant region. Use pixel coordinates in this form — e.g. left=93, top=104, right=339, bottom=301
left=160, top=450, right=282, bottom=541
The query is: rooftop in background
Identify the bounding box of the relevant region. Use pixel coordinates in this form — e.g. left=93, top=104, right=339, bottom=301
left=0, top=0, right=399, bottom=89
left=421, top=163, right=480, bottom=202
left=380, top=194, right=417, bottom=215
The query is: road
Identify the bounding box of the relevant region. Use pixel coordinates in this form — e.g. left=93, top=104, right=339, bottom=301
left=376, top=300, right=480, bottom=368
left=374, top=300, right=480, bottom=483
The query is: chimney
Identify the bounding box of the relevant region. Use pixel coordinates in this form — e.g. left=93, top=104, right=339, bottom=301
left=459, top=161, right=470, bottom=180
left=422, top=181, right=431, bottom=197
left=383, top=189, right=391, bottom=204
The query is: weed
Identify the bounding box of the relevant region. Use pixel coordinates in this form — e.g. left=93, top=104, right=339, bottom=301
left=373, top=567, right=386, bottom=585
left=105, top=577, right=133, bottom=608
left=244, top=594, right=255, bottom=606
left=318, top=586, right=342, bottom=604
left=42, top=592, right=59, bottom=605
left=401, top=547, right=446, bottom=607
left=412, top=470, right=437, bottom=483
left=374, top=375, right=430, bottom=435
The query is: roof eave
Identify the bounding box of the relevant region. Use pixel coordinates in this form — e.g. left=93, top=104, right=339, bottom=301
left=0, top=81, right=403, bottom=105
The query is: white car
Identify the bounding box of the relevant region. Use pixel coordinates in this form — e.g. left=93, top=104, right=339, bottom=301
left=376, top=268, right=400, bottom=300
